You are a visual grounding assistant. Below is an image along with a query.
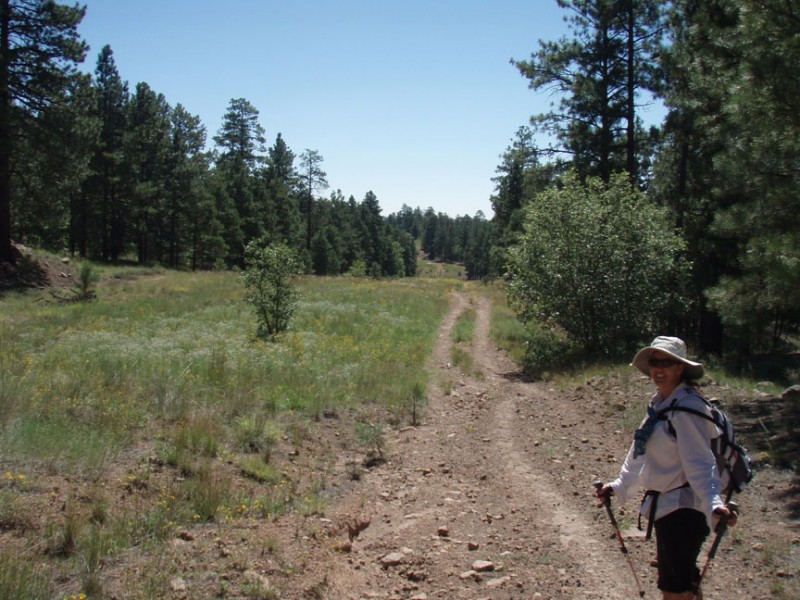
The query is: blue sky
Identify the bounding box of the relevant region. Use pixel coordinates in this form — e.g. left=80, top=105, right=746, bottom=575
left=78, top=1, right=573, bottom=218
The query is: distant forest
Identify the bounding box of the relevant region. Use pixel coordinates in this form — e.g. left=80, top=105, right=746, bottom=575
left=0, top=3, right=492, bottom=279
left=1, top=0, right=798, bottom=361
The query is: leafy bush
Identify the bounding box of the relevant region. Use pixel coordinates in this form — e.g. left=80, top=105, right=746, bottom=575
left=242, top=241, right=302, bottom=339
left=507, top=171, right=689, bottom=354
left=522, top=322, right=577, bottom=379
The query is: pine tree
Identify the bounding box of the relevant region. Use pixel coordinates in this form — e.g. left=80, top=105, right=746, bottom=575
left=166, top=104, right=217, bottom=269
left=264, top=133, right=301, bottom=247
left=512, top=0, right=664, bottom=184
left=299, top=149, right=328, bottom=253
left=85, top=45, right=129, bottom=262
left=654, top=0, right=800, bottom=356
left=359, top=190, right=384, bottom=275
left=214, top=97, right=266, bottom=261
left=14, top=73, right=97, bottom=252
left=701, top=0, right=800, bottom=353
left=489, top=127, right=553, bottom=275
left=0, top=0, right=87, bottom=263
left=125, top=82, right=171, bottom=264
left=650, top=0, right=737, bottom=354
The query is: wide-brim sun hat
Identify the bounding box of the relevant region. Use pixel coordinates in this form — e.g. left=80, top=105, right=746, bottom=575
left=631, top=336, right=704, bottom=380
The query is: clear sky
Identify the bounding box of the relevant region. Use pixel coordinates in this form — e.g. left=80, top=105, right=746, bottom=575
left=77, top=1, right=572, bottom=218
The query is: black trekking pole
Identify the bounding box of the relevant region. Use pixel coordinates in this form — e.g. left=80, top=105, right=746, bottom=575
left=593, top=480, right=646, bottom=597
left=693, top=501, right=739, bottom=599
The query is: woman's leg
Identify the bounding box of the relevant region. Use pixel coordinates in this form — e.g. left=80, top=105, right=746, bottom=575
left=654, top=509, right=709, bottom=597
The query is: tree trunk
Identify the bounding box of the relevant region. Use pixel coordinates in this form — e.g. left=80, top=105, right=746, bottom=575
left=599, top=22, right=612, bottom=183
left=0, top=0, right=13, bottom=263
left=306, top=192, right=313, bottom=251
left=626, top=1, right=637, bottom=185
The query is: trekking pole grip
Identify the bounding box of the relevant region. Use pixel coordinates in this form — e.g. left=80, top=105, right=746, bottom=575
left=709, top=501, right=739, bottom=558
left=593, top=479, right=611, bottom=508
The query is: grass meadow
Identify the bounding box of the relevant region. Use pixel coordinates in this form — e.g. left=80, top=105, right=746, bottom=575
left=0, top=268, right=459, bottom=599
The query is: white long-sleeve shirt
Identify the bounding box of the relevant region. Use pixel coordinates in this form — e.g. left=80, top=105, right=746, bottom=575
left=610, top=383, right=726, bottom=529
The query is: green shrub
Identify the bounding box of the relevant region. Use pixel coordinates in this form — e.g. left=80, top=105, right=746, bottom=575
left=184, top=461, right=230, bottom=522
left=235, top=413, right=279, bottom=457
left=242, top=241, right=302, bottom=339
left=239, top=456, right=283, bottom=484
left=408, top=382, right=426, bottom=426
left=522, top=322, right=577, bottom=379
left=354, top=421, right=386, bottom=465
left=507, top=171, right=689, bottom=354
left=74, top=262, right=100, bottom=301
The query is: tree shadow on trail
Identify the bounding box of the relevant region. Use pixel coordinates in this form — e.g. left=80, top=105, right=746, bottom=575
left=727, top=388, right=800, bottom=519
left=499, top=370, right=536, bottom=383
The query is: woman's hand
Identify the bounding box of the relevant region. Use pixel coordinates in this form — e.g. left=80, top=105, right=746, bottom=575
left=713, top=505, right=738, bottom=528
left=594, top=483, right=614, bottom=507
left=595, top=484, right=614, bottom=499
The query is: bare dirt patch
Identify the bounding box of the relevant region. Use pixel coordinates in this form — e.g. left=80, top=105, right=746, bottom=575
left=0, top=244, right=78, bottom=293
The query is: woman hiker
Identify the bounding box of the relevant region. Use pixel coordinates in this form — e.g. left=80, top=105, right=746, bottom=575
left=595, top=336, right=737, bottom=600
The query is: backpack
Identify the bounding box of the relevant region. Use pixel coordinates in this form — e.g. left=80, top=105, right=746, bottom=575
left=660, top=392, right=753, bottom=501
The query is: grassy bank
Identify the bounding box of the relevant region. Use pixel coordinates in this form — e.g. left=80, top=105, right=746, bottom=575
left=0, top=269, right=455, bottom=598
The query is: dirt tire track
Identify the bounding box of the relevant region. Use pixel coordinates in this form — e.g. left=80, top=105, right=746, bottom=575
left=323, top=290, right=640, bottom=599
left=470, top=292, right=637, bottom=599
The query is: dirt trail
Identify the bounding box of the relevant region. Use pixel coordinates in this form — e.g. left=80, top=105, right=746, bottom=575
left=323, top=291, right=641, bottom=599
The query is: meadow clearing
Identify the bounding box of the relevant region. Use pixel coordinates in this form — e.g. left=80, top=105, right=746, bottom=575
left=0, top=268, right=475, bottom=598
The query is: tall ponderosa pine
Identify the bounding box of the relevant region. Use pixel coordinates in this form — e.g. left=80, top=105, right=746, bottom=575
left=15, top=72, right=97, bottom=251
left=126, top=82, right=171, bottom=264
left=0, top=0, right=87, bottom=263
left=263, top=133, right=301, bottom=247
left=512, top=0, right=664, bottom=185
left=214, top=97, right=266, bottom=262
left=359, top=190, right=385, bottom=276
left=165, top=104, right=218, bottom=269
left=299, top=148, right=328, bottom=253
left=463, top=212, right=493, bottom=281
left=489, top=126, right=556, bottom=275
left=85, top=45, right=129, bottom=262
left=651, top=0, right=737, bottom=354
left=700, top=0, right=800, bottom=353
left=655, top=0, right=800, bottom=356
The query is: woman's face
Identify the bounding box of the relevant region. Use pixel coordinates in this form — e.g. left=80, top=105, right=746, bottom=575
left=648, top=350, right=685, bottom=397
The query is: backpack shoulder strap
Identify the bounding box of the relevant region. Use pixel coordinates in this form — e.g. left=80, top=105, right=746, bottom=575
left=656, top=390, right=718, bottom=436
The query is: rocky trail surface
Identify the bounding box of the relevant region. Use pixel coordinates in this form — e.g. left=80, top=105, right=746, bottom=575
left=315, top=290, right=798, bottom=600
left=320, top=290, right=641, bottom=599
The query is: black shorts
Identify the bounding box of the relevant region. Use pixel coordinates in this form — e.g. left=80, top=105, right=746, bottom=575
left=654, top=508, right=710, bottom=593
